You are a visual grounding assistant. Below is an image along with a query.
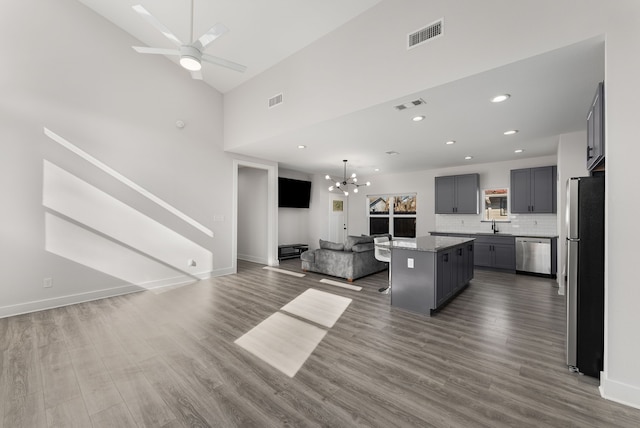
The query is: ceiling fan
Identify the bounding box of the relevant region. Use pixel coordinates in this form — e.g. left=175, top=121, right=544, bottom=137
left=131, top=1, right=246, bottom=79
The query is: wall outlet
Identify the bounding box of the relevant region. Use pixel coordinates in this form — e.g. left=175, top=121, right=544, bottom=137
left=43, top=278, right=53, bottom=288
left=407, top=258, right=414, bottom=269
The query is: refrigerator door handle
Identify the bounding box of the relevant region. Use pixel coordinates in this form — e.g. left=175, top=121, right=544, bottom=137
left=566, top=239, right=579, bottom=368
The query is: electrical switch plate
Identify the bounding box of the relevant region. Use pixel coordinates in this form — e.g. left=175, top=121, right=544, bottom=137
left=43, top=278, right=53, bottom=288
left=407, top=258, right=414, bottom=268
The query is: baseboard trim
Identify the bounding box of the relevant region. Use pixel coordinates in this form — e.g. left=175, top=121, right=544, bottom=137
left=600, top=370, right=640, bottom=410
left=0, top=267, right=237, bottom=319
left=238, top=254, right=268, bottom=265
left=0, top=283, right=144, bottom=319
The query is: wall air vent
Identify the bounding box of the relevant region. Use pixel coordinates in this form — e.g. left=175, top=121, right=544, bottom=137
left=268, top=93, right=283, bottom=108
left=407, top=18, right=444, bottom=49
left=393, top=98, right=426, bottom=111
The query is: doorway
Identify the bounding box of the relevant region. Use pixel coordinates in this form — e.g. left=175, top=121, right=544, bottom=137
left=232, top=159, right=278, bottom=273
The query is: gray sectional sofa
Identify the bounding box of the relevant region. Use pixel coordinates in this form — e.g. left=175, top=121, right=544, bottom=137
left=300, top=235, right=389, bottom=282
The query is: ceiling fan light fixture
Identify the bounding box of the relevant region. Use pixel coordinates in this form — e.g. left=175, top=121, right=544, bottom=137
left=180, top=55, right=202, bottom=71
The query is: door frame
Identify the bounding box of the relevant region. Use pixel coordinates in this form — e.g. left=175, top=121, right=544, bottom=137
left=232, top=159, right=278, bottom=272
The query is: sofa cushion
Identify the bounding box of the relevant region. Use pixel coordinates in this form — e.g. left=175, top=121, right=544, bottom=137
left=344, top=235, right=373, bottom=251
left=351, top=242, right=375, bottom=253
left=319, top=239, right=345, bottom=251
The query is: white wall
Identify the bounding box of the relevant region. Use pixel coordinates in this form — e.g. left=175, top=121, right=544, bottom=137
left=224, top=0, right=640, bottom=408
left=278, top=169, right=312, bottom=246
left=238, top=167, right=268, bottom=263
left=556, top=131, right=590, bottom=294
left=345, top=155, right=557, bottom=237
left=0, top=0, right=233, bottom=317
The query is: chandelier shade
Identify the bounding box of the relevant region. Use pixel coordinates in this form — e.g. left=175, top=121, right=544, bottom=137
left=325, top=160, right=371, bottom=196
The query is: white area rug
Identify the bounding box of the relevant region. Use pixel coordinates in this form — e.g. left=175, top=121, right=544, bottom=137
left=281, top=288, right=352, bottom=328
left=234, top=312, right=326, bottom=377
left=262, top=266, right=306, bottom=277
left=319, top=278, right=362, bottom=291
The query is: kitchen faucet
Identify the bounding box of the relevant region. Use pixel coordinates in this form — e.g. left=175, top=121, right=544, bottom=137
left=491, top=219, right=499, bottom=234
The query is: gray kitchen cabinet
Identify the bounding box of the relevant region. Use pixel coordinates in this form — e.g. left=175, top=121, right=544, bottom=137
left=510, top=166, right=557, bottom=213
left=474, top=235, right=515, bottom=271
left=435, top=173, right=479, bottom=214
left=391, top=238, right=474, bottom=315
left=436, top=250, right=454, bottom=306
left=587, top=82, right=605, bottom=171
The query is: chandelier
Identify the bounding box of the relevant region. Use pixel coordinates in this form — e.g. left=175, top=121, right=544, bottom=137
left=325, top=160, right=371, bottom=196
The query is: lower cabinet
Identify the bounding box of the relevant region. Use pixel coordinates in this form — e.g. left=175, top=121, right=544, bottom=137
left=435, top=243, right=474, bottom=307
left=391, top=241, right=474, bottom=315
left=430, top=232, right=515, bottom=272
left=474, top=236, right=515, bottom=271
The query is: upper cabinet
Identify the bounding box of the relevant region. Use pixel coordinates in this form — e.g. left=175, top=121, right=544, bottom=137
left=435, top=173, right=479, bottom=214
left=510, top=166, right=557, bottom=213
left=587, top=82, right=605, bottom=171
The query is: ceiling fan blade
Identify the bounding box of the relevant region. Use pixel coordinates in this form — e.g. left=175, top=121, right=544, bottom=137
left=190, top=70, right=203, bottom=80
left=193, top=23, right=229, bottom=51
left=132, top=46, right=180, bottom=56
left=202, top=54, right=247, bottom=73
left=132, top=4, right=183, bottom=47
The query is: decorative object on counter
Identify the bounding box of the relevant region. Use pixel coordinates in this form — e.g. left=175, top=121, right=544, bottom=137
left=325, top=160, right=371, bottom=196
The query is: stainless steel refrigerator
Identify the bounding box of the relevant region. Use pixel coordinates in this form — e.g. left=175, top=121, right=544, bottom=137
left=566, top=176, right=605, bottom=378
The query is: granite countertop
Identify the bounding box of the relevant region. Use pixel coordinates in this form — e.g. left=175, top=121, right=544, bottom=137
left=429, top=231, right=559, bottom=239
left=378, top=236, right=475, bottom=252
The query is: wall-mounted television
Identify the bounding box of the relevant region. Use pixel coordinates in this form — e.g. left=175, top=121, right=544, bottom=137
left=278, top=177, right=312, bottom=208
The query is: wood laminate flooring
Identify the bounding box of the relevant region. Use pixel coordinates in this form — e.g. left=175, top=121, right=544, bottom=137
left=2, top=259, right=640, bottom=427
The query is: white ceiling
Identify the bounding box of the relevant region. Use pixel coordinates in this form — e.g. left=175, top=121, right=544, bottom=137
left=77, top=0, right=382, bottom=93
left=240, top=38, right=605, bottom=176
left=77, top=1, right=604, bottom=177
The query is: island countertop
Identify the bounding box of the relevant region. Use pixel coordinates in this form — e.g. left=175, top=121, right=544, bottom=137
left=378, top=236, right=475, bottom=252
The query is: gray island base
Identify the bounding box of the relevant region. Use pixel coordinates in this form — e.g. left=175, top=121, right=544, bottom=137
left=380, top=236, right=475, bottom=316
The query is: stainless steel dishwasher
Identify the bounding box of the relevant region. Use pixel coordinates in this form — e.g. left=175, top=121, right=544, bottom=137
left=515, top=237, right=551, bottom=274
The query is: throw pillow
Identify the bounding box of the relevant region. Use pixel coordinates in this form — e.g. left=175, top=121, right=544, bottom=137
left=344, top=235, right=374, bottom=251
left=319, top=239, right=345, bottom=251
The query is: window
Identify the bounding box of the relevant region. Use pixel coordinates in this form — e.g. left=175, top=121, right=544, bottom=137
left=368, top=194, right=417, bottom=237
left=482, top=188, right=509, bottom=221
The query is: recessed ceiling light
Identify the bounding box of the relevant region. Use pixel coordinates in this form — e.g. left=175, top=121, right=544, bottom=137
left=374, top=168, right=380, bottom=172
left=445, top=140, right=456, bottom=145
left=514, top=149, right=524, bottom=153
left=386, top=151, right=400, bottom=155
left=297, top=145, right=306, bottom=149
left=491, top=94, right=511, bottom=103
left=412, top=115, right=425, bottom=122
left=504, top=129, right=519, bottom=135
left=464, top=156, right=473, bottom=160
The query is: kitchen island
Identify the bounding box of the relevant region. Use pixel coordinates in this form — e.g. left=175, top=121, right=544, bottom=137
left=379, top=236, right=475, bottom=315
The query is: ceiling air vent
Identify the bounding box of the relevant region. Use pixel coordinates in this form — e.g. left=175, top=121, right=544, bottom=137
left=407, top=18, right=443, bottom=49
left=268, top=93, right=283, bottom=108
left=393, top=98, right=426, bottom=111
